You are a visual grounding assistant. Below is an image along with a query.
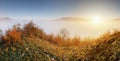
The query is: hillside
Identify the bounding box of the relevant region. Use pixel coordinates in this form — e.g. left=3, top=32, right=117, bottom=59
left=85, top=31, right=120, bottom=61
left=0, top=22, right=120, bottom=61
left=0, top=37, right=59, bottom=61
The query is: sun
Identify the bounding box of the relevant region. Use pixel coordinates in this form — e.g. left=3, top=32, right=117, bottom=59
left=92, top=16, right=101, bottom=24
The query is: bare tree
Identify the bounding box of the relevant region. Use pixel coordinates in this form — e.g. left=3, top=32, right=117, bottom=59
left=59, top=28, right=69, bottom=40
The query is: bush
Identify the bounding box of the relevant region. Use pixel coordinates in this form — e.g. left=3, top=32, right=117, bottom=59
left=22, top=21, right=46, bottom=38
left=1, top=25, right=21, bottom=45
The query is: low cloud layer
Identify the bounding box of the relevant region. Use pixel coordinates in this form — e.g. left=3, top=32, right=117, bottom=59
left=54, top=17, right=87, bottom=21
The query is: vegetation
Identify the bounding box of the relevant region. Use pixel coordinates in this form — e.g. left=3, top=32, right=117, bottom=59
left=0, top=21, right=120, bottom=61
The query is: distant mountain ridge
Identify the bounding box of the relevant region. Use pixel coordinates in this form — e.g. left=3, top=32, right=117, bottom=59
left=55, top=17, right=87, bottom=21
left=0, top=17, right=12, bottom=21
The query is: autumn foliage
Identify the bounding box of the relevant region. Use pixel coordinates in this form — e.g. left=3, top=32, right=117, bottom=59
left=0, top=21, right=83, bottom=46
left=1, top=26, right=21, bottom=45
left=22, top=21, right=46, bottom=39
left=0, top=21, right=120, bottom=61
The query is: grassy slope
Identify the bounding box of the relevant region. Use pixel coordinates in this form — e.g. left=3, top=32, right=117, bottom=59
left=0, top=32, right=120, bottom=61
left=0, top=37, right=60, bottom=61
left=86, top=32, right=120, bottom=61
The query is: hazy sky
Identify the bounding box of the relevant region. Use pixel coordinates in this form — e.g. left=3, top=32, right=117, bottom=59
left=0, top=0, right=120, bottom=19
left=0, top=0, right=120, bottom=38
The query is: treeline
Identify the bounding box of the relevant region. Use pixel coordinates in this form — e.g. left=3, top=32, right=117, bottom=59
left=0, top=21, right=92, bottom=47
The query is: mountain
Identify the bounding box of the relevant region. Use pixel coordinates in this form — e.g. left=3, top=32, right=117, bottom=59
left=55, top=17, right=87, bottom=21
left=114, top=18, right=120, bottom=21
left=0, top=17, right=12, bottom=21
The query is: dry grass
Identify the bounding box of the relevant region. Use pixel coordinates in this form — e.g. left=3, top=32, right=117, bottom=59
left=0, top=22, right=120, bottom=61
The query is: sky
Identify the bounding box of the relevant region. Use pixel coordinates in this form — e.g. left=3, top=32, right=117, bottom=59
left=0, top=0, right=120, bottom=38
left=0, top=0, right=120, bottom=19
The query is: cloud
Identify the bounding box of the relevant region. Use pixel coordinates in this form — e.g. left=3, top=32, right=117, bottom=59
left=113, top=18, right=120, bottom=21
left=54, top=17, right=87, bottom=21
left=0, top=17, right=12, bottom=21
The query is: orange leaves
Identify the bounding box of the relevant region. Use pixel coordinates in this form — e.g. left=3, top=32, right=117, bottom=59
left=1, top=26, right=21, bottom=45
left=21, top=21, right=46, bottom=40
left=0, top=21, right=82, bottom=47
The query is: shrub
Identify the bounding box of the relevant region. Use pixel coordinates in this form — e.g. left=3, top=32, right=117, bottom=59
left=22, top=21, right=45, bottom=38
left=72, top=37, right=81, bottom=46
left=1, top=25, right=21, bottom=45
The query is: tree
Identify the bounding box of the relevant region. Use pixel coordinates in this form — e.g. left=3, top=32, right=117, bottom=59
left=59, top=28, right=69, bottom=40
left=22, top=21, right=46, bottom=38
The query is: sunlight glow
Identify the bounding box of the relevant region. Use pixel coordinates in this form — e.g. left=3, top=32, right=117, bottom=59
left=92, top=16, right=101, bottom=24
